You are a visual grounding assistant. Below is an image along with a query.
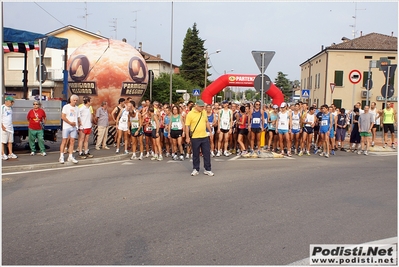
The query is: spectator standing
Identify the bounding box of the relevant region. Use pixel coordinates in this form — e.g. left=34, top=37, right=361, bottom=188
left=77, top=96, right=94, bottom=158
left=185, top=100, right=214, bottom=176
left=1, top=96, right=17, bottom=160
left=381, top=103, right=397, bottom=149
left=95, top=101, right=110, bottom=150
left=349, top=108, right=361, bottom=152
left=27, top=100, right=47, bottom=156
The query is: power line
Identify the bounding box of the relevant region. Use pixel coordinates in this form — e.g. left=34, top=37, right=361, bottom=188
left=34, top=2, right=66, bottom=27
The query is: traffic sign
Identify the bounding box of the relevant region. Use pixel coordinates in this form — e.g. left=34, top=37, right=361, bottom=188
left=301, top=89, right=310, bottom=98
left=182, top=93, right=190, bottom=101
left=349, top=70, right=362, bottom=84
left=381, top=84, right=395, bottom=99
left=36, top=63, right=47, bottom=83
left=330, top=83, right=336, bottom=93
left=253, top=74, right=272, bottom=92
left=377, top=57, right=391, bottom=71
left=251, top=51, right=275, bottom=74
left=192, top=89, right=201, bottom=96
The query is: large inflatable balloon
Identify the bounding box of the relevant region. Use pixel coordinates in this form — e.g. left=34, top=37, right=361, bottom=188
left=67, top=39, right=148, bottom=120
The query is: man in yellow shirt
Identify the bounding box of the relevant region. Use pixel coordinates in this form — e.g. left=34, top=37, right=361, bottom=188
left=185, top=100, right=214, bottom=176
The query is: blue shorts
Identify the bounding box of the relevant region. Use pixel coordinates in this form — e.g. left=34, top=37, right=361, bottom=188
left=291, top=129, right=301, bottom=134
left=278, top=129, right=289, bottom=135
left=62, top=127, right=78, bottom=139
left=329, top=128, right=335, bottom=139
left=164, top=131, right=169, bottom=138
left=320, top=127, right=330, bottom=134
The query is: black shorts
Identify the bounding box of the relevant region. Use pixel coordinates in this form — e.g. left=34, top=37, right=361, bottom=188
left=314, top=125, right=320, bottom=132
left=151, top=129, right=161, bottom=139
left=159, top=128, right=164, bottom=134
left=251, top=128, right=261, bottom=134
left=373, top=124, right=379, bottom=129
left=238, top=129, right=248, bottom=135
left=268, top=129, right=277, bottom=135
left=383, top=124, right=395, bottom=133
left=220, top=129, right=230, bottom=134
left=170, top=129, right=183, bottom=139
left=303, top=126, right=314, bottom=134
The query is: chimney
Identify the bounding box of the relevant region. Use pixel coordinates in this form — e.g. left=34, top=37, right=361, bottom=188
left=156, top=54, right=161, bottom=58
left=321, top=45, right=324, bottom=50
left=138, top=42, right=142, bottom=52
left=341, top=37, right=350, bottom=42
left=360, top=31, right=362, bottom=37
left=392, top=32, right=394, bottom=37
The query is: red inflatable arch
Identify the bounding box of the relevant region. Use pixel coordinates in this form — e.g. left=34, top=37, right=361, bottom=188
left=201, top=74, right=285, bottom=106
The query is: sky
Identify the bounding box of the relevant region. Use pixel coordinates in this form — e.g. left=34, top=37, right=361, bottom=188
left=2, top=1, right=398, bottom=83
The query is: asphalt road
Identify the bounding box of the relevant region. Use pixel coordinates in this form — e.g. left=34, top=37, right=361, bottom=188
left=2, top=152, right=397, bottom=265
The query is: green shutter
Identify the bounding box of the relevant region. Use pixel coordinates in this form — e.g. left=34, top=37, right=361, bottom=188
left=334, top=71, right=343, bottom=86
left=363, top=71, right=372, bottom=88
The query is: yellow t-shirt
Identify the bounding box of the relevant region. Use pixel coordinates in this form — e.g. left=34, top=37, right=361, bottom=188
left=185, top=108, right=208, bottom=138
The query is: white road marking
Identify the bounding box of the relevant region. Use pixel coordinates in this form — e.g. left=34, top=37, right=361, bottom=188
left=3, top=160, right=131, bottom=176
left=369, top=152, right=397, bottom=157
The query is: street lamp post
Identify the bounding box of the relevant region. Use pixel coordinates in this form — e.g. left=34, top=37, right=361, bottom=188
left=204, top=49, right=221, bottom=103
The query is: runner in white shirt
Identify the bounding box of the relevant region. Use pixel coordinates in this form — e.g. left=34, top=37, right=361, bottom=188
left=369, top=102, right=380, bottom=147
left=77, top=96, right=94, bottom=159
left=116, top=103, right=132, bottom=154
left=217, top=100, right=233, bottom=157
left=291, top=103, right=302, bottom=154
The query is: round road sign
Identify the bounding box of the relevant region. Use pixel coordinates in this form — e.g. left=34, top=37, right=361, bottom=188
left=349, top=70, right=362, bottom=84
left=254, top=74, right=272, bottom=92
left=182, top=93, right=190, bottom=101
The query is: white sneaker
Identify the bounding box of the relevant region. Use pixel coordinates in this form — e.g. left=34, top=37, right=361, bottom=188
left=158, top=155, right=163, bottom=161
left=364, top=151, right=369, bottom=156
left=131, top=154, right=137, bottom=160
left=186, top=153, right=190, bottom=159
left=216, top=150, right=221, bottom=157
left=166, top=152, right=170, bottom=157
left=68, top=156, right=78, bottom=164
left=392, top=144, right=396, bottom=149
left=211, top=151, right=215, bottom=157
left=59, top=156, right=64, bottom=164
left=30, top=152, right=36, bottom=156
left=138, top=154, right=143, bottom=160
left=151, top=155, right=158, bottom=161
left=191, top=169, right=199, bottom=176
left=371, top=141, right=375, bottom=147
left=224, top=150, right=230, bottom=157
left=357, top=150, right=362, bottom=155
left=204, top=170, right=214, bottom=176
left=8, top=153, right=18, bottom=159
left=116, top=149, right=120, bottom=154
left=2, top=154, right=8, bottom=160
left=40, top=152, right=47, bottom=156
left=180, top=155, right=184, bottom=161
left=298, top=150, right=303, bottom=156
left=124, top=150, right=129, bottom=155
left=145, top=152, right=150, bottom=158
left=151, top=151, right=155, bottom=157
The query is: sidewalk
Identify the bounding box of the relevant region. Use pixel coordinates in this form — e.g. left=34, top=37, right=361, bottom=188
left=1, top=130, right=397, bottom=173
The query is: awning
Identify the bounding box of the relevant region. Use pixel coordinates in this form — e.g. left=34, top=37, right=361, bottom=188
left=3, top=27, right=68, bottom=53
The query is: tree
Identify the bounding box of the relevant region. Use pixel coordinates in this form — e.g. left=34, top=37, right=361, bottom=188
left=143, top=73, right=196, bottom=104
left=274, top=72, right=292, bottom=102
left=180, top=23, right=206, bottom=88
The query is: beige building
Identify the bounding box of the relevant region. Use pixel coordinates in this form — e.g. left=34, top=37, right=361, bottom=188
left=300, top=32, right=397, bottom=110
left=3, top=25, right=178, bottom=99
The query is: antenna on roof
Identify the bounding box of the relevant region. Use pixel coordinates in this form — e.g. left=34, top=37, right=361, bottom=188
left=109, top=18, right=118, bottom=39
left=77, top=2, right=91, bottom=29
left=130, top=10, right=140, bottom=48
left=349, top=2, right=366, bottom=38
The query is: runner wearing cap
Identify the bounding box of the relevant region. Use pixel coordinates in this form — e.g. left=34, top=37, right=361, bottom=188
left=276, top=102, right=292, bottom=156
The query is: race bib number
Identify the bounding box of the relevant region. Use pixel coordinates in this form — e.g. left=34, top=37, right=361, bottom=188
left=293, top=121, right=300, bottom=129
left=172, top=122, right=181, bottom=129
left=280, top=121, right=285, bottom=126
left=321, top=120, right=328, bottom=126
left=146, top=126, right=152, bottom=131
left=121, top=118, right=127, bottom=123
left=131, top=122, right=139, bottom=128
left=222, top=119, right=229, bottom=128
left=252, top=118, right=260, bottom=124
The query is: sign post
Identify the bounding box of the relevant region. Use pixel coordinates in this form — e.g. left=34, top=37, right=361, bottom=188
left=349, top=69, right=362, bottom=109
left=252, top=51, right=275, bottom=110
left=329, top=83, right=335, bottom=105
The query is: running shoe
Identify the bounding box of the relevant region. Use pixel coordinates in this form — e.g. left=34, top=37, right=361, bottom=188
left=180, top=155, right=184, bottom=161
left=173, top=154, right=178, bottom=160
left=241, top=151, right=248, bottom=157
left=131, top=154, right=137, bottom=160
left=364, top=151, right=369, bottom=156
left=151, top=151, right=155, bottom=157
left=224, top=150, right=230, bottom=157
left=151, top=155, right=158, bottom=161
left=79, top=153, right=87, bottom=159
left=158, top=155, right=163, bottom=161
left=216, top=150, right=221, bottom=157
left=40, top=152, right=47, bottom=156
left=319, top=152, right=325, bottom=157
left=392, top=143, right=396, bottom=149
left=116, top=149, right=120, bottom=154
left=340, top=147, right=346, bottom=151
left=371, top=141, right=375, bottom=147
left=145, top=152, right=150, bottom=158
left=287, top=152, right=292, bottom=157
left=383, top=143, right=387, bottom=148
left=204, top=170, right=214, bottom=176
left=138, top=154, right=143, bottom=160
left=2, top=154, right=8, bottom=160
left=68, top=156, right=78, bottom=164
left=257, top=150, right=261, bottom=156
left=294, top=149, right=298, bottom=155
left=124, top=150, right=129, bottom=155
left=8, top=153, right=18, bottom=159
left=211, top=151, right=215, bottom=157
left=357, top=150, right=362, bottom=155
left=298, top=151, right=303, bottom=156
left=166, top=152, right=170, bottom=157
left=113, top=143, right=117, bottom=147
left=59, top=156, right=64, bottom=164
left=191, top=169, right=199, bottom=176
left=95, top=147, right=101, bottom=150
left=306, top=151, right=311, bottom=156
left=331, top=150, right=335, bottom=156
left=85, top=152, right=94, bottom=158
left=30, top=152, right=36, bottom=156
left=186, top=153, right=190, bottom=159
left=103, top=146, right=110, bottom=150
left=325, top=153, right=329, bottom=158
left=249, top=151, right=254, bottom=157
